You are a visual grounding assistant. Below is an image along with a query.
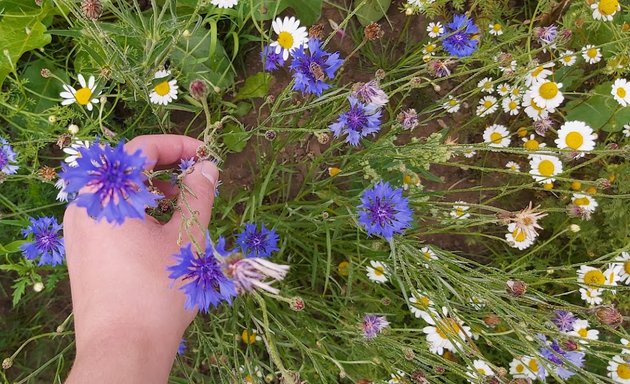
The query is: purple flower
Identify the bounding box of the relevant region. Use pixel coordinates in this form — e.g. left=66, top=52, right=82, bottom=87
left=352, top=80, right=388, bottom=109
left=167, top=233, right=237, bottom=313
left=441, top=14, right=480, bottom=58
left=397, top=108, right=418, bottom=130
left=358, top=181, right=413, bottom=240
left=535, top=25, right=558, bottom=46
left=236, top=223, right=279, bottom=258
left=177, top=339, right=186, bottom=355
left=0, top=137, right=19, bottom=175
left=539, top=337, right=585, bottom=380
left=261, top=44, right=285, bottom=72
left=59, top=140, right=160, bottom=225
left=289, top=38, right=343, bottom=96
left=362, top=314, right=389, bottom=339
left=20, top=216, right=65, bottom=266
left=179, top=157, right=196, bottom=173
left=553, top=310, right=576, bottom=332
left=329, top=96, right=382, bottom=146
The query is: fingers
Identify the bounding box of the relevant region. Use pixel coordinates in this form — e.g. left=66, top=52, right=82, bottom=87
left=166, top=161, right=219, bottom=238
left=124, top=135, right=203, bottom=171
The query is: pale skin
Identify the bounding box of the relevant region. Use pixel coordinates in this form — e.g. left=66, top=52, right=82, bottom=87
left=64, top=135, right=219, bottom=383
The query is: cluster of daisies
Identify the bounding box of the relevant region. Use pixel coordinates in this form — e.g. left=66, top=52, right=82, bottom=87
left=576, top=251, right=630, bottom=306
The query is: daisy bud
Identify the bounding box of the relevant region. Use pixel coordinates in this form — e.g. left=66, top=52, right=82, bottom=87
left=265, top=95, right=275, bottom=104
left=56, top=325, right=64, bottom=333
left=290, top=296, right=305, bottom=311
left=33, top=281, right=44, bottom=292
left=595, top=306, right=623, bottom=327
left=196, top=144, right=210, bottom=159
left=2, top=358, right=12, bottom=370
left=410, top=77, right=422, bottom=87
left=40, top=68, right=51, bottom=78
left=483, top=313, right=501, bottom=328
left=364, top=22, right=384, bottom=41
left=433, top=84, right=441, bottom=92
left=339, top=370, right=346, bottom=379
left=265, top=374, right=274, bottom=383
left=410, top=370, right=428, bottom=384
left=434, top=366, right=446, bottom=374
left=569, top=224, right=581, bottom=232
left=189, top=79, right=208, bottom=100
left=404, top=6, right=414, bottom=15
left=212, top=85, right=221, bottom=94
left=321, top=212, right=329, bottom=220
left=506, top=279, right=527, bottom=297
left=182, top=29, right=192, bottom=38
left=99, top=95, right=107, bottom=104
left=67, top=124, right=79, bottom=135
left=48, top=115, right=57, bottom=124
left=81, top=0, right=103, bottom=20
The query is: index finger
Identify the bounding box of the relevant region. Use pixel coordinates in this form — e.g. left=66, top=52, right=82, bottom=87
left=124, top=134, right=204, bottom=171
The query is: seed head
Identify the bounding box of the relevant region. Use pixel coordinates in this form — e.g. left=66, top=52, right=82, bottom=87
left=594, top=306, right=623, bottom=327
left=81, top=0, right=103, bottom=20
left=40, top=68, right=51, bottom=78
left=364, top=22, right=384, bottom=41
left=402, top=347, right=415, bottom=360
left=308, top=24, right=324, bottom=39
left=38, top=166, right=57, bottom=182
left=264, top=130, right=276, bottom=141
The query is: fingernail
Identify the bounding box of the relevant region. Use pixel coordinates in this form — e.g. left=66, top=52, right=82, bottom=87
left=200, top=161, right=218, bottom=187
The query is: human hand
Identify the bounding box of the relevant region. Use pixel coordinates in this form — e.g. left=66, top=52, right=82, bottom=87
left=64, top=135, right=219, bottom=383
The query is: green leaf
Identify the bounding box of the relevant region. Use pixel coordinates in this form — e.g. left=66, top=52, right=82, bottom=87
left=248, top=0, right=323, bottom=25
left=0, top=240, right=26, bottom=254
left=11, top=278, right=28, bottom=307
left=564, top=82, right=628, bottom=132
left=21, top=58, right=68, bottom=113
left=234, top=72, right=271, bottom=101
left=222, top=123, right=250, bottom=153
left=353, top=0, right=391, bottom=26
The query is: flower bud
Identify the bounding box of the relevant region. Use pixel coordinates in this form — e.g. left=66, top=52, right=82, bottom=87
left=483, top=314, right=501, bottom=328
left=81, top=0, right=103, bottom=20
left=364, top=22, right=384, bottom=41
left=506, top=279, right=527, bottom=297
left=595, top=306, right=623, bottom=327
left=290, top=296, right=305, bottom=311
left=189, top=79, right=209, bottom=101
left=569, top=224, right=580, bottom=233
left=264, top=130, right=276, bottom=141
left=48, top=115, right=57, bottom=124
left=33, top=281, right=44, bottom=292
left=402, top=347, right=415, bottom=361
left=182, top=30, right=192, bottom=38
left=40, top=68, right=51, bottom=78
left=68, top=124, right=79, bottom=135
left=2, top=358, right=12, bottom=370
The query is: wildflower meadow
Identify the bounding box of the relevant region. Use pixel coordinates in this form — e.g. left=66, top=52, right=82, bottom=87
left=1, top=0, right=630, bottom=383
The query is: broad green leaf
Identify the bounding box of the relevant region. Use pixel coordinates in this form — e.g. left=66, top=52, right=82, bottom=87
left=564, top=82, right=628, bottom=132
left=0, top=240, right=26, bottom=254
left=22, top=58, right=68, bottom=113
left=353, top=0, right=391, bottom=26
left=222, top=123, right=250, bottom=153
left=248, top=0, right=323, bottom=25
left=234, top=72, right=271, bottom=101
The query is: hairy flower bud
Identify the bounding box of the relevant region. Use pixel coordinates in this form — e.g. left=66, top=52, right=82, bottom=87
left=290, top=296, right=305, bottom=311
left=506, top=279, right=527, bottom=297
left=483, top=313, right=501, bottom=328
left=410, top=370, right=428, bottom=384
left=40, top=68, right=51, bottom=78
left=189, top=79, right=209, bottom=101
left=81, top=0, right=103, bottom=20
left=595, top=306, right=623, bottom=327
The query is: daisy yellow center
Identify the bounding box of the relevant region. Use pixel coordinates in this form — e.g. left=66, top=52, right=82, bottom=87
left=617, top=87, right=627, bottom=98
left=587, top=48, right=598, bottom=58
left=416, top=296, right=431, bottom=309
left=483, top=100, right=494, bottom=108
left=432, top=26, right=440, bottom=33
left=531, top=66, right=544, bottom=77
left=538, top=160, right=555, bottom=176
left=245, top=375, right=254, bottom=383
left=455, top=208, right=465, bottom=216
left=624, top=261, right=630, bottom=274
left=528, top=359, right=539, bottom=372
left=477, top=368, right=487, bottom=375
left=483, top=83, right=492, bottom=90
left=338, top=261, right=349, bottom=276
left=512, top=228, right=527, bottom=242
left=241, top=330, right=257, bottom=344
left=277, top=31, right=294, bottom=49
left=539, top=82, right=559, bottom=99
left=563, top=56, right=572, bottom=63
left=574, top=197, right=590, bottom=206
left=490, top=132, right=503, bottom=144
left=423, top=252, right=433, bottom=260
left=598, top=0, right=619, bottom=15
left=436, top=318, right=461, bottom=339
left=530, top=99, right=543, bottom=112
left=617, top=362, right=630, bottom=380
left=373, top=266, right=385, bottom=276
left=565, top=131, right=584, bottom=149
left=583, top=269, right=605, bottom=285
left=516, top=364, right=524, bottom=373
left=154, top=81, right=171, bottom=97
left=74, top=87, right=93, bottom=105
left=448, top=100, right=458, bottom=106
left=524, top=139, right=539, bottom=150
left=512, top=88, right=520, bottom=96
left=577, top=328, right=588, bottom=338
left=509, top=101, right=518, bottom=110
left=493, top=24, right=502, bottom=31
left=426, top=44, right=435, bottom=53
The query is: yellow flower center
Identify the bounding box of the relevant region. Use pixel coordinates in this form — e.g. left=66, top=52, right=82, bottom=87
left=565, top=131, right=584, bottom=149
left=373, top=266, right=384, bottom=276
left=328, top=167, right=342, bottom=177
left=403, top=174, right=412, bottom=184
left=425, top=44, right=435, bottom=53
left=624, top=261, right=630, bottom=275
left=577, top=328, right=588, bottom=338
left=517, top=127, right=528, bottom=137
left=571, top=181, right=582, bottom=190
left=516, top=364, right=524, bottom=373
left=543, top=182, right=554, bottom=190
left=563, top=56, right=573, bottom=63
left=617, top=362, right=630, bottom=380
left=617, top=87, right=627, bottom=98
left=432, top=26, right=440, bottom=33
left=587, top=48, right=598, bottom=58
left=512, top=228, right=527, bottom=242
left=574, top=197, right=590, bottom=206
left=531, top=66, right=544, bottom=77
left=241, top=330, right=258, bottom=344
left=74, top=87, right=93, bottom=105
left=436, top=318, right=461, bottom=339
left=277, top=31, right=294, bottom=49
left=423, top=251, right=433, bottom=260
left=477, top=368, right=487, bottom=375
left=337, top=261, right=349, bottom=276
left=583, top=269, right=605, bottom=286
left=483, top=82, right=492, bottom=90
left=490, top=132, right=503, bottom=144
left=538, top=160, right=555, bottom=177
left=448, top=100, right=458, bottom=106
left=599, top=0, right=619, bottom=15
left=455, top=207, right=465, bottom=217
left=415, top=296, right=431, bottom=309
left=528, top=359, right=539, bottom=373
left=483, top=100, right=494, bottom=108
left=524, top=139, right=539, bottom=150
left=154, top=81, right=171, bottom=96
left=493, top=24, right=502, bottom=31
left=539, top=82, right=559, bottom=99
left=509, top=101, right=518, bottom=110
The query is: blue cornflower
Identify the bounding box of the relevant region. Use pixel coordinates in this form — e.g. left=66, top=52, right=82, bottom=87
left=261, top=44, right=285, bottom=72
left=362, top=314, right=389, bottom=339
left=538, top=336, right=585, bottom=380
left=553, top=310, right=576, bottom=332
left=168, top=233, right=237, bottom=313
left=329, top=96, right=382, bottom=146
left=20, top=216, right=65, bottom=266
left=236, top=223, right=279, bottom=258
left=289, top=38, right=343, bottom=96
left=358, top=181, right=413, bottom=240
left=60, top=140, right=160, bottom=225
left=0, top=137, right=19, bottom=175
left=441, top=14, right=480, bottom=58
left=179, top=157, right=196, bottom=173
left=177, top=339, right=186, bottom=355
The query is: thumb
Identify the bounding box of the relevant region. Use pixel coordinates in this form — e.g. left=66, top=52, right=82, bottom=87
left=167, top=160, right=219, bottom=237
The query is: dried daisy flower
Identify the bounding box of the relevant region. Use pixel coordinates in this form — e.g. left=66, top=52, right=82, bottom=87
left=509, top=202, right=547, bottom=239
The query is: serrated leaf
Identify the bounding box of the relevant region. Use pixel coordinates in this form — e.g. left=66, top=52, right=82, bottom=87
left=234, top=72, right=271, bottom=101
left=222, top=123, right=250, bottom=153
left=11, top=278, right=28, bottom=307
left=353, top=0, right=391, bottom=26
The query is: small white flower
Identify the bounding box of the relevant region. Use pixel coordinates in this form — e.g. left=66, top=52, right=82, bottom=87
left=624, top=124, right=630, bottom=137
left=476, top=96, right=498, bottom=117
left=149, top=70, right=179, bottom=105
left=496, top=83, right=511, bottom=96
left=270, top=16, right=308, bottom=61
left=55, top=178, right=70, bottom=202
left=529, top=154, right=563, bottom=184
left=450, top=201, right=470, bottom=220
left=560, top=50, right=577, bottom=66
left=483, top=124, right=511, bottom=147
left=502, top=96, right=520, bottom=115
left=462, top=149, right=477, bottom=158
left=366, top=260, right=389, bottom=284
left=59, top=74, right=100, bottom=111
left=528, top=80, right=564, bottom=110
left=505, top=222, right=535, bottom=250
left=555, top=120, right=597, bottom=156
left=607, top=354, right=630, bottom=384
left=582, top=45, right=602, bottom=64
left=422, top=306, right=472, bottom=355
left=611, top=78, right=630, bottom=107
left=571, top=193, right=598, bottom=213
left=524, top=62, right=554, bottom=86
left=478, top=77, right=494, bottom=93
left=509, top=356, right=544, bottom=380
left=420, top=246, right=437, bottom=264
left=568, top=319, right=599, bottom=344
left=614, top=251, right=630, bottom=284
left=505, top=161, right=520, bottom=172
left=409, top=291, right=437, bottom=322
left=443, top=96, right=461, bottom=113
left=591, top=0, right=620, bottom=21
left=466, top=360, right=493, bottom=382
left=579, top=287, right=603, bottom=305
left=488, top=22, right=503, bottom=36
left=426, top=22, right=443, bottom=38
left=63, top=140, right=91, bottom=167
left=522, top=134, right=546, bottom=152
left=210, top=0, right=238, bottom=8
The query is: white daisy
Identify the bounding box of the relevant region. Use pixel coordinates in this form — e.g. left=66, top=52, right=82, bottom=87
left=611, top=78, right=630, bottom=107
left=422, top=42, right=437, bottom=56
left=591, top=0, right=620, bottom=21
left=555, top=120, right=597, bottom=155
left=59, top=74, right=100, bottom=111
left=525, top=62, right=554, bottom=86
left=510, top=356, right=544, bottom=380
left=505, top=161, right=520, bottom=172
left=443, top=96, right=461, bottom=113
left=577, top=265, right=620, bottom=290
left=579, top=287, right=603, bottom=305
left=502, top=96, right=521, bottom=115
left=422, top=306, right=472, bottom=355
left=149, top=70, right=179, bottom=105
left=366, top=260, right=389, bottom=284
left=210, top=0, right=238, bottom=8
left=239, top=364, right=263, bottom=383
left=55, top=178, right=70, bottom=202
left=560, top=50, right=577, bottom=66
left=582, top=45, right=602, bottom=64
left=409, top=291, right=437, bottom=322
left=568, top=319, right=599, bottom=344
left=499, top=60, right=517, bottom=74
left=478, top=77, right=494, bottom=93
left=496, top=83, right=511, bottom=96
left=476, top=96, right=499, bottom=117
left=420, top=246, right=437, bottom=264
left=614, top=251, right=630, bottom=284
left=388, top=370, right=406, bottom=384
left=270, top=16, right=308, bottom=61
left=483, top=124, right=511, bottom=147
left=624, top=124, right=630, bottom=137
left=522, top=93, right=550, bottom=121
left=450, top=201, right=470, bottom=220
left=607, top=354, right=630, bottom=384
left=63, top=140, right=91, bottom=167
left=621, top=338, right=630, bottom=354
left=505, top=222, right=535, bottom=250
left=510, top=85, right=522, bottom=98
left=529, top=154, right=563, bottom=184
left=466, top=360, right=493, bottom=382
left=528, top=79, right=564, bottom=110
left=522, top=134, right=546, bottom=152
left=605, top=263, right=623, bottom=290
left=571, top=193, right=598, bottom=213
left=426, top=22, right=443, bottom=38
left=488, top=23, right=503, bottom=36
left=462, top=149, right=477, bottom=158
